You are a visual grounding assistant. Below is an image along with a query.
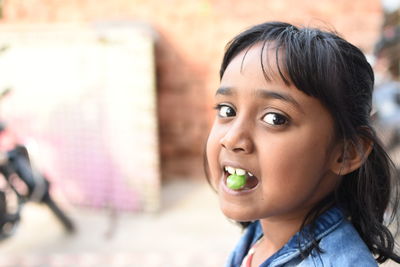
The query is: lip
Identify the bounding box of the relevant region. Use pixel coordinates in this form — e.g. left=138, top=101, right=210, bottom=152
left=219, top=161, right=259, bottom=196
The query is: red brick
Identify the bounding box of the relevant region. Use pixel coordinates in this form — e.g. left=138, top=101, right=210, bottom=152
left=1, top=0, right=384, bottom=180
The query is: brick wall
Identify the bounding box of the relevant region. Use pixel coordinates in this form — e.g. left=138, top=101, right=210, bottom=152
left=1, top=0, right=384, bottom=180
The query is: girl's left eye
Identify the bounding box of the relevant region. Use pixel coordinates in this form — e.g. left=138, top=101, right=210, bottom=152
left=262, top=113, right=288, bottom=126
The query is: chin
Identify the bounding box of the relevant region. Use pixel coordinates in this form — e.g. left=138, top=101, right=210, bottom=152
left=220, top=205, right=257, bottom=222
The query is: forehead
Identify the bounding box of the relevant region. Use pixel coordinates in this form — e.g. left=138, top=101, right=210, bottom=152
left=220, top=43, right=292, bottom=91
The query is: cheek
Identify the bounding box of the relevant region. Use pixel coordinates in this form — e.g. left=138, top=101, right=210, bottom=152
left=205, top=125, right=222, bottom=185
left=259, top=131, right=332, bottom=187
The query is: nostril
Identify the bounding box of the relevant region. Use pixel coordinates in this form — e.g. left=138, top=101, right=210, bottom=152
left=232, top=147, right=245, bottom=152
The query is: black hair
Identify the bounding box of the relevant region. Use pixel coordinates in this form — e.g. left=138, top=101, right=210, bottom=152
left=206, top=21, right=400, bottom=263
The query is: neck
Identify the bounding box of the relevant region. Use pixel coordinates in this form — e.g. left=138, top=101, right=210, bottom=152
left=254, top=196, right=336, bottom=265
left=249, top=215, right=305, bottom=266
left=258, top=195, right=336, bottom=253
left=261, top=218, right=302, bottom=252
left=257, top=207, right=313, bottom=259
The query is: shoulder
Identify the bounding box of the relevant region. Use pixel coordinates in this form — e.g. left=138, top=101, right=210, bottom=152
left=308, top=219, right=378, bottom=266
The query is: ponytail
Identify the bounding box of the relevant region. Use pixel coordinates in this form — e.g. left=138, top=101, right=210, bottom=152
left=336, top=128, right=400, bottom=263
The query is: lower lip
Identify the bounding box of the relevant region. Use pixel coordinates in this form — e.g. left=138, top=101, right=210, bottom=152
left=219, top=173, right=259, bottom=196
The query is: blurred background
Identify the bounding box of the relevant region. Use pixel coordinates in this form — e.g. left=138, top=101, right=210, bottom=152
left=0, top=0, right=397, bottom=266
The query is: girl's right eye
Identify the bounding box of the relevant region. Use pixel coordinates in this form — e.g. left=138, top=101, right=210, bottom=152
left=215, top=104, right=236, bottom=118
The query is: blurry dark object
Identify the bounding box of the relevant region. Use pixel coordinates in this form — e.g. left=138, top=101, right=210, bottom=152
left=373, top=1, right=400, bottom=172
left=0, top=89, right=74, bottom=240
left=374, top=4, right=400, bottom=79
left=373, top=81, right=400, bottom=156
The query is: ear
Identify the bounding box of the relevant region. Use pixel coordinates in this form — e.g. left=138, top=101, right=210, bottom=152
left=330, top=137, right=373, bottom=176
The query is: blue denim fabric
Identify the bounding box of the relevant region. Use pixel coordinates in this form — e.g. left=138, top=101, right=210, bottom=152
left=226, top=207, right=378, bottom=267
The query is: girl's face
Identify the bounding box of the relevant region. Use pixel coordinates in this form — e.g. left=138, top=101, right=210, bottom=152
left=206, top=44, right=342, bottom=223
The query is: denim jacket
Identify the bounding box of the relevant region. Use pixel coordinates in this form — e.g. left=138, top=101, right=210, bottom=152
left=226, top=207, right=378, bottom=267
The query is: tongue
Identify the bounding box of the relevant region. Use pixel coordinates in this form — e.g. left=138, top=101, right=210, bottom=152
left=242, top=175, right=258, bottom=190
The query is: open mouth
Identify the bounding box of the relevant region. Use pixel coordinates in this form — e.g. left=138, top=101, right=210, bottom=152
left=223, top=166, right=259, bottom=191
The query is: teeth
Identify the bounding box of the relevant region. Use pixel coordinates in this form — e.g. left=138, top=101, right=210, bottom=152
left=226, top=166, right=235, bottom=174
left=225, top=166, right=251, bottom=176
left=236, top=168, right=246, bottom=176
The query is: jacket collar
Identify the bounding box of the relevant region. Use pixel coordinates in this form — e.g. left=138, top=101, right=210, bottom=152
left=229, top=206, right=345, bottom=267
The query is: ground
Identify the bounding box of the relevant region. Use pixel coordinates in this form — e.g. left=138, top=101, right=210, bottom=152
left=0, top=179, right=398, bottom=266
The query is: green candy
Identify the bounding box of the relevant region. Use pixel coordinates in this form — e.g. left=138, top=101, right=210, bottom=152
left=227, top=174, right=247, bottom=190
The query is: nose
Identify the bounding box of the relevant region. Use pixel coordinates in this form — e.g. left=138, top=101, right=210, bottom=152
left=220, top=120, right=254, bottom=154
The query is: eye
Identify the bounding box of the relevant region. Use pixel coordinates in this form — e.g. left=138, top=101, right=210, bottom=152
left=262, top=112, right=288, bottom=126
left=215, top=104, right=236, bottom=118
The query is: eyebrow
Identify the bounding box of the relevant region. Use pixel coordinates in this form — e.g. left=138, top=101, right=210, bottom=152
left=215, top=86, right=304, bottom=113
left=215, top=86, right=236, bottom=96
left=255, top=89, right=304, bottom=113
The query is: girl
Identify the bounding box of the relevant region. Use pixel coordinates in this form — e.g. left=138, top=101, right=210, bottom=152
left=205, top=22, right=400, bottom=266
